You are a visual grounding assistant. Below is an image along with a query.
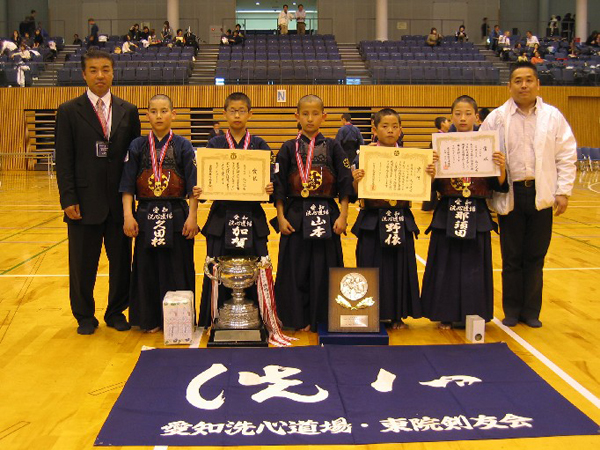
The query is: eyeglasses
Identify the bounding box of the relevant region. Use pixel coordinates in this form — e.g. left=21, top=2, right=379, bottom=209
left=226, top=109, right=248, bottom=116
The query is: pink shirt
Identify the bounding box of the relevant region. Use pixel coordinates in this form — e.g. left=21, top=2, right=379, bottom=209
left=506, top=98, right=537, bottom=181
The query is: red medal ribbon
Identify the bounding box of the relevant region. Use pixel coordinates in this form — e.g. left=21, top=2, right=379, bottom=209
left=225, top=130, right=251, bottom=150
left=148, top=130, right=174, bottom=183
left=294, top=132, right=316, bottom=187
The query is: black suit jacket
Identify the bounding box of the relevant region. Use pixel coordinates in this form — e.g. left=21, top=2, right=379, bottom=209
left=56, top=92, right=141, bottom=225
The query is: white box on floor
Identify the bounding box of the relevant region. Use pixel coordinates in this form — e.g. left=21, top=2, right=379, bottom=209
left=466, top=315, right=485, bottom=343
left=163, top=291, right=195, bottom=345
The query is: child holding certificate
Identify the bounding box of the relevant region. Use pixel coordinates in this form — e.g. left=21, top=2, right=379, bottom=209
left=420, top=95, right=507, bottom=329
left=272, top=94, right=354, bottom=332
left=351, top=109, right=436, bottom=328
left=120, top=94, right=198, bottom=332
left=193, top=92, right=274, bottom=328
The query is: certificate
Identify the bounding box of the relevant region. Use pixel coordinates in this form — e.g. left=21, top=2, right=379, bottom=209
left=432, top=130, right=501, bottom=178
left=196, top=148, right=271, bottom=201
left=358, top=146, right=433, bottom=202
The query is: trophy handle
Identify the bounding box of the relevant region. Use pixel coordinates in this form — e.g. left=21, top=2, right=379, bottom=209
left=203, top=256, right=220, bottom=283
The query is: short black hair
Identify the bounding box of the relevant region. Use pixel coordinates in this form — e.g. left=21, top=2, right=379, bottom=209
left=434, top=116, right=448, bottom=130
left=297, top=94, right=324, bottom=112
left=149, top=94, right=173, bottom=109
left=213, top=121, right=220, bottom=126
left=451, top=95, right=478, bottom=114
left=478, top=107, right=491, bottom=122
left=225, top=92, right=252, bottom=110
left=510, top=61, right=539, bottom=81
left=373, top=108, right=401, bottom=127
left=81, top=49, right=113, bottom=70
left=342, top=113, right=352, bottom=122
left=283, top=4, right=289, bottom=8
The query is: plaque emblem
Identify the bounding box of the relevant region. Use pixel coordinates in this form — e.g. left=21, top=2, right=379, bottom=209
left=336, top=273, right=374, bottom=310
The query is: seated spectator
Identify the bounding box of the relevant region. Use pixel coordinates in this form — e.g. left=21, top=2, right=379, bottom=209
left=37, top=22, right=49, bottom=39
left=73, top=34, right=82, bottom=46
left=585, top=31, right=599, bottom=47
left=148, top=29, right=160, bottom=46
left=517, top=51, right=528, bottom=62
left=531, top=51, right=545, bottom=64
left=497, top=30, right=511, bottom=59
left=122, top=34, right=138, bottom=53
left=229, top=30, right=243, bottom=46
left=12, top=43, right=31, bottom=61
left=22, top=32, right=33, bottom=47
left=489, top=24, right=501, bottom=51
left=113, top=45, right=122, bottom=54
left=208, top=121, right=225, bottom=140
left=455, top=25, right=468, bottom=42
left=129, top=24, right=140, bottom=41
left=426, top=28, right=442, bottom=47
left=184, top=28, right=199, bottom=55
left=140, top=26, right=150, bottom=41
left=1, top=39, right=18, bottom=56
left=161, top=21, right=173, bottom=41
left=175, top=29, right=185, bottom=46
left=33, top=29, right=44, bottom=46
left=526, top=31, right=539, bottom=47
left=11, top=30, right=20, bottom=46
left=221, top=28, right=232, bottom=45
left=234, top=24, right=245, bottom=40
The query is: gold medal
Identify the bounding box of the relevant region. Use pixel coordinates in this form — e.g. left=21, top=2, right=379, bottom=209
left=388, top=200, right=397, bottom=207
left=154, top=186, right=164, bottom=197
left=463, top=187, right=471, bottom=198
left=301, top=188, right=309, bottom=198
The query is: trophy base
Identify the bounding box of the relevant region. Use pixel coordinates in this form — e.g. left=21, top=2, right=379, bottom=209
left=208, top=325, right=268, bottom=348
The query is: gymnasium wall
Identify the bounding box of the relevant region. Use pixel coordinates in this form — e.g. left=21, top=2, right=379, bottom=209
left=1, top=85, right=598, bottom=170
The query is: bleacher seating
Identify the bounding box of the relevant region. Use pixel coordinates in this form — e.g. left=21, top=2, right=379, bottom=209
left=359, top=36, right=498, bottom=85
left=215, top=34, right=346, bottom=84
left=59, top=45, right=193, bottom=86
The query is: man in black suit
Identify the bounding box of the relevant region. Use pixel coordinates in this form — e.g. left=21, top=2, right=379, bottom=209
left=56, top=49, right=141, bottom=335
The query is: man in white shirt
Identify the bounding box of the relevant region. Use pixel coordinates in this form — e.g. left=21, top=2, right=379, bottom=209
left=296, top=4, right=306, bottom=35
left=526, top=31, right=539, bottom=47
left=480, top=61, right=576, bottom=329
left=278, top=4, right=294, bottom=35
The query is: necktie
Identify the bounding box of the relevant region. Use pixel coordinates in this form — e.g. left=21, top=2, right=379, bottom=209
left=96, top=98, right=108, bottom=138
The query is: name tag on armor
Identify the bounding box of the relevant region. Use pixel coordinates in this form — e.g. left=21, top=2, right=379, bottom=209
left=446, top=198, right=477, bottom=239
left=302, top=200, right=332, bottom=240
left=225, top=211, right=253, bottom=249
left=379, top=209, right=405, bottom=247
left=145, top=202, right=174, bottom=248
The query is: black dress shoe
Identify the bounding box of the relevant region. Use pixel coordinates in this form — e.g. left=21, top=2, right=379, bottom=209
left=77, top=321, right=98, bottom=335
left=106, top=315, right=132, bottom=331
left=522, top=318, right=542, bottom=328
left=502, top=317, right=518, bottom=327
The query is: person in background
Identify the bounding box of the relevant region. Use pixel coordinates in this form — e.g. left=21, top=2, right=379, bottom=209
left=161, top=21, right=173, bottom=41
left=278, top=4, right=294, bottom=35
left=426, top=28, right=442, bottom=47
left=296, top=4, right=307, bottom=35
left=88, top=18, right=99, bottom=48
left=456, top=25, right=468, bottom=42
left=481, top=18, right=490, bottom=44
left=73, top=34, right=83, bottom=46
left=208, top=121, right=225, bottom=140
left=526, top=31, right=540, bottom=48
left=11, top=30, right=21, bottom=46
left=335, top=113, right=364, bottom=166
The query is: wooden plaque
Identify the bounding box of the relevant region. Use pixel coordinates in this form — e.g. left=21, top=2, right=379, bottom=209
left=328, top=268, right=379, bottom=333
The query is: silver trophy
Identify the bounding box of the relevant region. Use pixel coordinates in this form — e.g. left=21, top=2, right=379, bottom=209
left=204, top=256, right=267, bottom=346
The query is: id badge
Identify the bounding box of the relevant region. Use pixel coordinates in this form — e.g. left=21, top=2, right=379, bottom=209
left=96, top=141, right=109, bottom=158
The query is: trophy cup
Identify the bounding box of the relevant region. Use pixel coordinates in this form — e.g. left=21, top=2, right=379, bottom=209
left=204, top=256, right=268, bottom=347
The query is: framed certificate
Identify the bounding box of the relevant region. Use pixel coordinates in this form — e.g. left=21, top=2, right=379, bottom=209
left=432, top=130, right=501, bottom=178
left=358, top=146, right=433, bottom=202
left=196, top=148, right=271, bottom=201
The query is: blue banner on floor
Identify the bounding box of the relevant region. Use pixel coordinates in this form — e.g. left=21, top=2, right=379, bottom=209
left=95, top=343, right=598, bottom=446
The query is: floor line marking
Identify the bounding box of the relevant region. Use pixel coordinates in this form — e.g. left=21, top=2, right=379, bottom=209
left=492, top=318, right=600, bottom=409
left=0, top=237, right=68, bottom=275
left=0, top=214, right=61, bottom=243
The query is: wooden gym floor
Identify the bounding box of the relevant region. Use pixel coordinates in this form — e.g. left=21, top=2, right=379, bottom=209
left=0, top=170, right=598, bottom=450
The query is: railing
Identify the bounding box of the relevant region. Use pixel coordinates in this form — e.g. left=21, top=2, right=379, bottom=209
left=88, top=18, right=201, bottom=38
left=354, top=18, right=466, bottom=43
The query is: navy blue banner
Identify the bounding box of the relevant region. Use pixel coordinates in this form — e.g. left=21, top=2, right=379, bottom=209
left=96, top=343, right=598, bottom=446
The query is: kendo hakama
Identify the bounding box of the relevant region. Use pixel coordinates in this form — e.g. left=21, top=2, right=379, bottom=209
left=198, top=134, right=272, bottom=328
left=420, top=177, right=508, bottom=323
left=272, top=133, right=353, bottom=331
left=352, top=200, right=422, bottom=322
left=119, top=134, right=197, bottom=331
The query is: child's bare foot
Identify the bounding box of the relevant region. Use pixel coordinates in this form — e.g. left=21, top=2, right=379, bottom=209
left=438, top=322, right=452, bottom=330
left=144, top=326, right=161, bottom=333
left=392, top=320, right=408, bottom=329
left=299, top=324, right=311, bottom=332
